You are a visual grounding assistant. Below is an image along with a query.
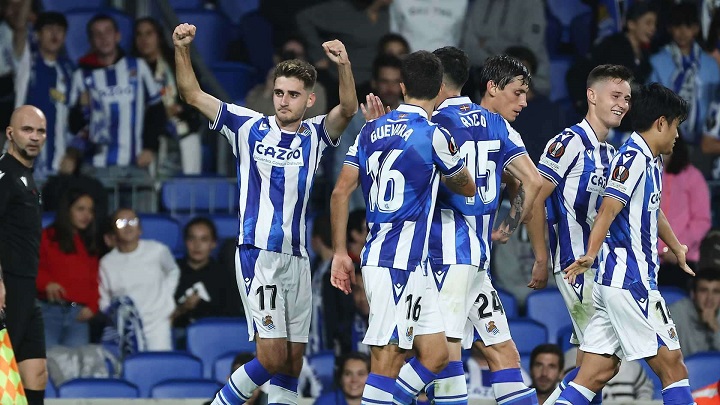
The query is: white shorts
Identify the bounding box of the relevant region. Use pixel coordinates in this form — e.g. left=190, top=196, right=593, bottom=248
left=362, top=265, right=444, bottom=350
left=555, top=268, right=596, bottom=345
left=429, top=264, right=486, bottom=339
left=581, top=284, right=681, bottom=361
left=462, top=275, right=513, bottom=349
left=235, top=245, right=311, bottom=343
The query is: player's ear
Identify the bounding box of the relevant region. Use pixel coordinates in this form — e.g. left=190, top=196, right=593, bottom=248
left=487, top=80, right=497, bottom=97
left=655, top=116, right=666, bottom=132
left=399, top=82, right=407, bottom=98
left=306, top=92, right=316, bottom=108
left=586, top=87, right=596, bottom=105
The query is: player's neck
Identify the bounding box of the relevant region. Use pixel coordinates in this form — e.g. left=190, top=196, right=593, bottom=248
left=479, top=97, right=495, bottom=113
left=403, top=97, right=435, bottom=119
left=275, top=117, right=302, bottom=133
left=585, top=113, right=610, bottom=142
left=638, top=131, right=662, bottom=157
left=436, top=87, right=461, bottom=108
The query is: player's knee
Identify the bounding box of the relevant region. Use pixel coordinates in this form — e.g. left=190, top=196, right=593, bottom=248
left=255, top=340, right=289, bottom=374
left=419, top=341, right=449, bottom=373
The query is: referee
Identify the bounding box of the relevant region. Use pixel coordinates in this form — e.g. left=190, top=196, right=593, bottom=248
left=0, top=105, right=48, bottom=404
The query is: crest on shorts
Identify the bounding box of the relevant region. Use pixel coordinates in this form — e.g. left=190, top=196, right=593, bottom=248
left=262, top=315, right=275, bottom=330
left=485, top=321, right=499, bottom=336
left=668, top=327, right=678, bottom=341
left=406, top=326, right=414, bottom=341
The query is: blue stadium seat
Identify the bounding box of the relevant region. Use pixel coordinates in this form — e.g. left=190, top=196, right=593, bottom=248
left=545, top=0, right=592, bottom=57
left=168, top=0, right=204, bottom=10
left=64, top=9, right=134, bottom=63
left=641, top=359, right=662, bottom=399
left=308, top=351, right=336, bottom=393
left=213, top=351, right=237, bottom=384
left=211, top=214, right=239, bottom=241
left=151, top=378, right=221, bottom=398
left=659, top=286, right=688, bottom=307
left=42, top=211, right=55, bottom=229
left=176, top=10, right=231, bottom=63
left=686, top=352, right=720, bottom=391
left=526, top=288, right=572, bottom=344
left=46, top=378, right=57, bottom=398
left=549, top=57, right=573, bottom=102
left=122, top=351, right=203, bottom=397
left=218, top=0, right=259, bottom=24
left=138, top=214, right=182, bottom=255
left=42, top=0, right=105, bottom=12
left=211, top=62, right=257, bottom=104
left=187, top=317, right=256, bottom=378
left=237, top=11, right=274, bottom=77
left=162, top=176, right=238, bottom=214
left=556, top=324, right=575, bottom=353
left=507, top=319, right=548, bottom=355
left=59, top=378, right=139, bottom=398
left=496, top=288, right=518, bottom=319
left=520, top=353, right=532, bottom=374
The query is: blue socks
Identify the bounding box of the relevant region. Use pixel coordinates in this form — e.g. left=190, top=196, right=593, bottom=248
left=363, top=373, right=396, bottom=405
left=428, top=361, right=468, bottom=405
left=213, top=358, right=272, bottom=405
left=268, top=374, right=299, bottom=405
left=393, top=357, right=437, bottom=405
left=490, top=368, right=538, bottom=405
left=661, top=379, right=694, bottom=405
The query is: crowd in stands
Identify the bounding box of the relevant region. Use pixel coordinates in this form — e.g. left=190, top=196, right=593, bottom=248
left=1, top=0, right=720, bottom=401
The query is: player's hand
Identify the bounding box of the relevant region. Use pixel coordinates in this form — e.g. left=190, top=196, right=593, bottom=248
left=563, top=255, right=594, bottom=285
left=331, top=253, right=355, bottom=295
left=322, top=40, right=350, bottom=66
left=360, top=93, right=390, bottom=121
left=491, top=224, right=512, bottom=244
left=666, top=245, right=695, bottom=276
left=173, top=23, right=196, bottom=48
left=528, top=259, right=548, bottom=289
left=46, top=282, right=66, bottom=302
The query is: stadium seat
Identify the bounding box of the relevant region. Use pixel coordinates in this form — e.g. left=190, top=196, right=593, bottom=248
left=59, top=378, right=139, bottom=398
left=520, top=353, right=532, bottom=374
left=556, top=324, right=575, bottom=353
left=218, top=0, right=260, bottom=24
left=659, top=286, right=688, bottom=307
left=138, top=214, right=182, bottom=255
left=211, top=214, right=239, bottom=241
left=507, top=319, right=548, bottom=355
left=46, top=379, right=57, bottom=398
left=545, top=0, right=592, bottom=57
left=308, top=351, right=336, bottom=393
left=42, top=0, right=105, bottom=13
left=42, top=211, right=55, bottom=229
left=175, top=10, right=231, bottom=63
left=213, top=351, right=237, bottom=384
left=162, top=176, right=238, bottom=215
left=211, top=62, right=257, bottom=104
left=237, top=11, right=274, bottom=77
left=496, top=288, right=518, bottom=319
left=549, top=57, right=573, bottom=102
left=686, top=352, right=720, bottom=391
left=186, top=317, right=256, bottom=378
left=151, top=378, right=221, bottom=398
left=168, top=0, right=204, bottom=10
left=526, top=288, right=572, bottom=344
left=64, top=9, right=134, bottom=63
left=122, top=351, right=203, bottom=397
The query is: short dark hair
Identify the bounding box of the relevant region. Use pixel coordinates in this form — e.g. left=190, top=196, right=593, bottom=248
left=377, top=33, right=410, bottom=55
left=372, top=54, right=402, bottom=81
left=35, top=11, right=68, bottom=32
left=631, top=83, right=688, bottom=132
left=274, top=59, right=317, bottom=90
left=625, top=1, right=658, bottom=24
left=87, top=13, right=119, bottom=39
left=668, top=3, right=699, bottom=27
left=504, top=46, right=538, bottom=75
left=586, top=64, right=634, bottom=88
left=232, top=352, right=255, bottom=370
left=401, top=51, right=443, bottom=100
left=433, top=46, right=470, bottom=89
left=692, top=269, right=720, bottom=293
left=478, top=55, right=531, bottom=97
left=530, top=344, right=564, bottom=372
left=183, top=217, right=218, bottom=241
left=335, top=352, right=370, bottom=385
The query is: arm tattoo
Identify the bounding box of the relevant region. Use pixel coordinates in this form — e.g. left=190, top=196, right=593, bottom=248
left=499, top=184, right=525, bottom=235
left=447, top=170, right=471, bottom=189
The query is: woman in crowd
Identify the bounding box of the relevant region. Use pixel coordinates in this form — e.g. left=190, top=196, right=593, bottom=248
left=313, top=352, right=369, bottom=405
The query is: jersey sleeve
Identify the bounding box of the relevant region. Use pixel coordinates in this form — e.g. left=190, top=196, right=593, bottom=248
left=604, top=149, right=646, bottom=206
left=705, top=101, right=720, bottom=140
left=305, top=114, right=337, bottom=147
left=431, top=126, right=465, bottom=177
left=537, top=131, right=584, bottom=186
left=343, top=128, right=362, bottom=168
left=137, top=59, right=162, bottom=105
left=209, top=102, right=263, bottom=153
left=501, top=118, right=528, bottom=168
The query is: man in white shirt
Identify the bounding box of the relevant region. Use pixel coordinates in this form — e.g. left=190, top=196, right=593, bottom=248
left=389, top=0, right=468, bottom=51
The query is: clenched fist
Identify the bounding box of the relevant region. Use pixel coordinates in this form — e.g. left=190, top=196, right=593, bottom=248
left=173, top=23, right=196, bottom=48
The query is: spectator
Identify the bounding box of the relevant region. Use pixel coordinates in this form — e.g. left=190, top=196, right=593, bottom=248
left=67, top=13, right=167, bottom=210
left=132, top=17, right=201, bottom=176
left=669, top=269, right=720, bottom=357
left=13, top=11, right=74, bottom=181
left=649, top=3, right=720, bottom=145
left=172, top=218, right=235, bottom=330
left=529, top=344, right=563, bottom=405
left=465, top=345, right=532, bottom=399
left=308, top=214, right=333, bottom=356
left=205, top=352, right=269, bottom=405
left=701, top=100, right=720, bottom=180
left=313, top=352, right=370, bottom=405
left=389, top=0, right=468, bottom=52
left=461, top=0, right=550, bottom=95
left=377, top=33, right=410, bottom=57
left=99, top=208, right=180, bottom=351
left=37, top=189, right=99, bottom=349
left=700, top=230, right=720, bottom=270
left=246, top=35, right=328, bottom=118
left=0, top=0, right=31, bottom=141
left=297, top=0, right=391, bottom=84
left=658, top=137, right=712, bottom=287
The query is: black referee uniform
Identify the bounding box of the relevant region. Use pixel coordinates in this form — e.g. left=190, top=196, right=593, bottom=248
left=0, top=152, right=45, bottom=363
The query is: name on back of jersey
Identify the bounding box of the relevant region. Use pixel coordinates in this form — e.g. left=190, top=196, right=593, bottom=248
left=459, top=112, right=486, bottom=128
left=371, top=123, right=414, bottom=142
left=253, top=141, right=304, bottom=167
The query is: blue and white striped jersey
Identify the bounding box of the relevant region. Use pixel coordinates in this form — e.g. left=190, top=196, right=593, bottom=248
left=14, top=52, right=74, bottom=179
left=344, top=104, right=466, bottom=271
left=538, top=120, right=616, bottom=273
left=598, top=132, right=663, bottom=294
left=69, top=57, right=161, bottom=167
left=429, top=97, right=527, bottom=269
left=211, top=103, right=337, bottom=257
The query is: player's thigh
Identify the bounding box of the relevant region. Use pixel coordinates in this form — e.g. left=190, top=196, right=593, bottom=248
left=554, top=269, right=596, bottom=345
left=580, top=285, right=624, bottom=359
left=462, top=277, right=512, bottom=350
left=430, top=264, right=485, bottom=340
left=284, top=255, right=312, bottom=344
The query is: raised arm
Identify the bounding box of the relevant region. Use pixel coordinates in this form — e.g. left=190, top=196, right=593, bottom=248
left=173, top=24, right=222, bottom=121
left=323, top=40, right=358, bottom=140
left=330, top=165, right=360, bottom=294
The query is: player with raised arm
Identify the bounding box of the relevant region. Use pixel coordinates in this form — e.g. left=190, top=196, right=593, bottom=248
left=173, top=23, right=358, bottom=405
left=560, top=83, right=696, bottom=405
left=330, top=51, right=475, bottom=405
left=426, top=47, right=542, bottom=405
left=524, top=64, right=634, bottom=405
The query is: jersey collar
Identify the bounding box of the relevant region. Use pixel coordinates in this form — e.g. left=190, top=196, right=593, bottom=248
left=436, top=96, right=472, bottom=110
left=630, top=131, right=656, bottom=159
left=397, top=103, right=430, bottom=120
left=578, top=119, right=600, bottom=148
